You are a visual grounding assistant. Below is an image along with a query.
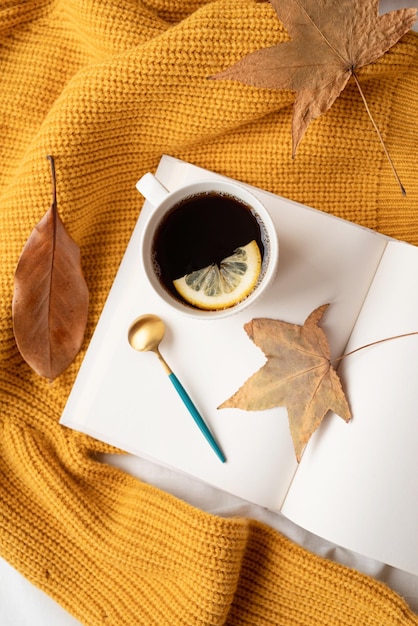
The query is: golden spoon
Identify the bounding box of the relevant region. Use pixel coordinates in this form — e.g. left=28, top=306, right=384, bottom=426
left=128, top=314, right=226, bottom=463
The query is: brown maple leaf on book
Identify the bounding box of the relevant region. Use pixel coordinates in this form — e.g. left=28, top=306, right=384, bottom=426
left=218, top=304, right=351, bottom=462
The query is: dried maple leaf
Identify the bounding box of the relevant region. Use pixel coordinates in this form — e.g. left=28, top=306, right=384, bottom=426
left=219, top=304, right=351, bottom=461
left=213, top=0, right=417, bottom=191
left=12, top=156, right=89, bottom=380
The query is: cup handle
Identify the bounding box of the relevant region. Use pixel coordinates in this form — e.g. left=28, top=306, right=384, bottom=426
left=136, top=172, right=170, bottom=207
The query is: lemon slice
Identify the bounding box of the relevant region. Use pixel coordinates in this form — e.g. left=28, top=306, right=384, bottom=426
left=173, top=240, right=262, bottom=310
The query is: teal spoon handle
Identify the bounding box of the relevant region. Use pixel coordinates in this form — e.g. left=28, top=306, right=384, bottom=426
left=168, top=372, right=226, bottom=463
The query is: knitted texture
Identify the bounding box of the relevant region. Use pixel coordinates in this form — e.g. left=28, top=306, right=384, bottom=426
left=0, top=1, right=417, bottom=624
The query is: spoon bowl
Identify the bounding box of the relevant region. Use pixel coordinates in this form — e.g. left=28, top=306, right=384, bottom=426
left=128, top=313, right=166, bottom=355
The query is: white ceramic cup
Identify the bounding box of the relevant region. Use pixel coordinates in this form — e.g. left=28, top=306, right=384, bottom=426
left=136, top=172, right=279, bottom=319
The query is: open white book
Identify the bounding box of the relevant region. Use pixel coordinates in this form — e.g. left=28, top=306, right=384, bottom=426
left=61, top=156, right=418, bottom=577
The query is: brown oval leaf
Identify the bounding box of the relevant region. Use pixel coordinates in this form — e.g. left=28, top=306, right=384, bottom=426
left=12, top=156, right=89, bottom=380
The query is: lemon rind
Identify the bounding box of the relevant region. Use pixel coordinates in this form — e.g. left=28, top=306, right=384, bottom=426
left=173, top=240, right=261, bottom=311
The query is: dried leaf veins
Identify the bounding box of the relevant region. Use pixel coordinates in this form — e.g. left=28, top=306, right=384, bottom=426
left=12, top=156, right=89, bottom=380
left=213, top=0, right=417, bottom=192
left=219, top=304, right=351, bottom=461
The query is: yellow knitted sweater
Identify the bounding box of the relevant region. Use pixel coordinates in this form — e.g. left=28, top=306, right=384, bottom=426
left=1, top=1, right=417, bottom=624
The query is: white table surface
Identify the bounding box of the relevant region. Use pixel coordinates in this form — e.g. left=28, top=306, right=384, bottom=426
left=2, top=3, right=417, bottom=623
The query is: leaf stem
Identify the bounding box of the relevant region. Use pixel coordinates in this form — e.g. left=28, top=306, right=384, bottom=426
left=331, top=331, right=418, bottom=366
left=47, top=155, right=57, bottom=207
left=352, top=71, right=406, bottom=196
